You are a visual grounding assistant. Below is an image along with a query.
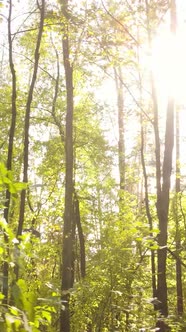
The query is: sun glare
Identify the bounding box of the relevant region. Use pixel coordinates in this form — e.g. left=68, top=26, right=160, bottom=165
left=151, top=27, right=186, bottom=104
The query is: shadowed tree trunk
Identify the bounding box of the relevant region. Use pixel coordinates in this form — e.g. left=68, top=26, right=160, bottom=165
left=2, top=0, right=17, bottom=304
left=140, top=121, right=157, bottom=302
left=74, top=196, right=86, bottom=279
left=156, top=96, right=174, bottom=317
left=145, top=0, right=175, bottom=322
left=137, top=24, right=157, bottom=301
left=175, top=105, right=183, bottom=316
left=156, top=0, right=176, bottom=320
left=59, top=0, right=74, bottom=331
left=15, top=0, right=45, bottom=279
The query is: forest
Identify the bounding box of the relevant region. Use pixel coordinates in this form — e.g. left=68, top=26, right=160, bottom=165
left=0, top=0, right=186, bottom=331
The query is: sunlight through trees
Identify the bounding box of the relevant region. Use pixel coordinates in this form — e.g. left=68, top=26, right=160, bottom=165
left=0, top=0, right=186, bottom=331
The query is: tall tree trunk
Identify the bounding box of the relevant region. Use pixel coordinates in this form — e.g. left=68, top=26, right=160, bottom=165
left=137, top=23, right=157, bottom=301
left=2, top=0, right=17, bottom=304
left=175, top=105, right=183, bottom=316
left=74, top=196, right=86, bottom=279
left=145, top=0, right=162, bottom=200
left=145, top=0, right=175, bottom=321
left=156, top=0, right=176, bottom=319
left=145, top=0, right=161, bottom=311
left=59, top=1, right=74, bottom=331
left=140, top=121, right=157, bottom=301
left=114, top=67, right=125, bottom=192
left=156, top=97, right=174, bottom=317
left=15, top=0, right=45, bottom=279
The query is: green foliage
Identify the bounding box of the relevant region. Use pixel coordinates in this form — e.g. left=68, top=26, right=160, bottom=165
left=2, top=302, right=56, bottom=332
left=0, top=0, right=186, bottom=331
left=0, top=162, right=27, bottom=194
left=70, top=193, right=158, bottom=331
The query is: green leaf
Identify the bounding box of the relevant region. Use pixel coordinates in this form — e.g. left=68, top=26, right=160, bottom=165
left=135, top=237, right=143, bottom=242
left=3, top=177, right=11, bottom=184
left=10, top=307, right=19, bottom=316
left=150, top=244, right=159, bottom=250
left=14, top=182, right=27, bottom=191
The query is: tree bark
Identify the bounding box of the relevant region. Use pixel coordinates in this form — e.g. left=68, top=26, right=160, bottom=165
left=145, top=0, right=162, bottom=200
left=156, top=97, right=174, bottom=316
left=51, top=39, right=65, bottom=141
left=140, top=122, right=157, bottom=301
left=15, top=0, right=45, bottom=279
left=156, top=0, right=176, bottom=318
left=145, top=0, right=175, bottom=320
left=175, top=105, right=183, bottom=316
left=114, top=67, right=125, bottom=192
left=137, top=23, right=157, bottom=301
left=59, top=1, right=74, bottom=331
left=2, top=0, right=17, bottom=304
left=74, top=196, right=86, bottom=279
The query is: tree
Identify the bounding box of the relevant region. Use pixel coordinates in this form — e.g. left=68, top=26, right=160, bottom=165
left=16, top=0, right=45, bottom=280
left=2, top=0, right=17, bottom=304
left=155, top=0, right=176, bottom=320
left=144, top=0, right=175, bottom=321
left=59, top=0, right=74, bottom=331
left=174, top=103, right=183, bottom=317
left=0, top=0, right=186, bottom=330
left=114, top=67, right=125, bottom=193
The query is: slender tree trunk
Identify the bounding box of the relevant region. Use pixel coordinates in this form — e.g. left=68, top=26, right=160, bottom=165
left=140, top=121, right=156, bottom=301
left=137, top=23, right=157, bottom=301
left=51, top=40, right=65, bottom=140
left=59, top=1, right=74, bottom=331
left=175, top=105, right=183, bottom=315
left=15, top=0, right=45, bottom=279
left=144, top=8, right=163, bottom=310
left=74, top=196, right=86, bottom=278
left=2, top=0, right=17, bottom=304
left=156, top=0, right=176, bottom=319
left=156, top=97, right=174, bottom=317
left=145, top=0, right=175, bottom=321
left=114, top=67, right=125, bottom=192
left=145, top=0, right=162, bottom=199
